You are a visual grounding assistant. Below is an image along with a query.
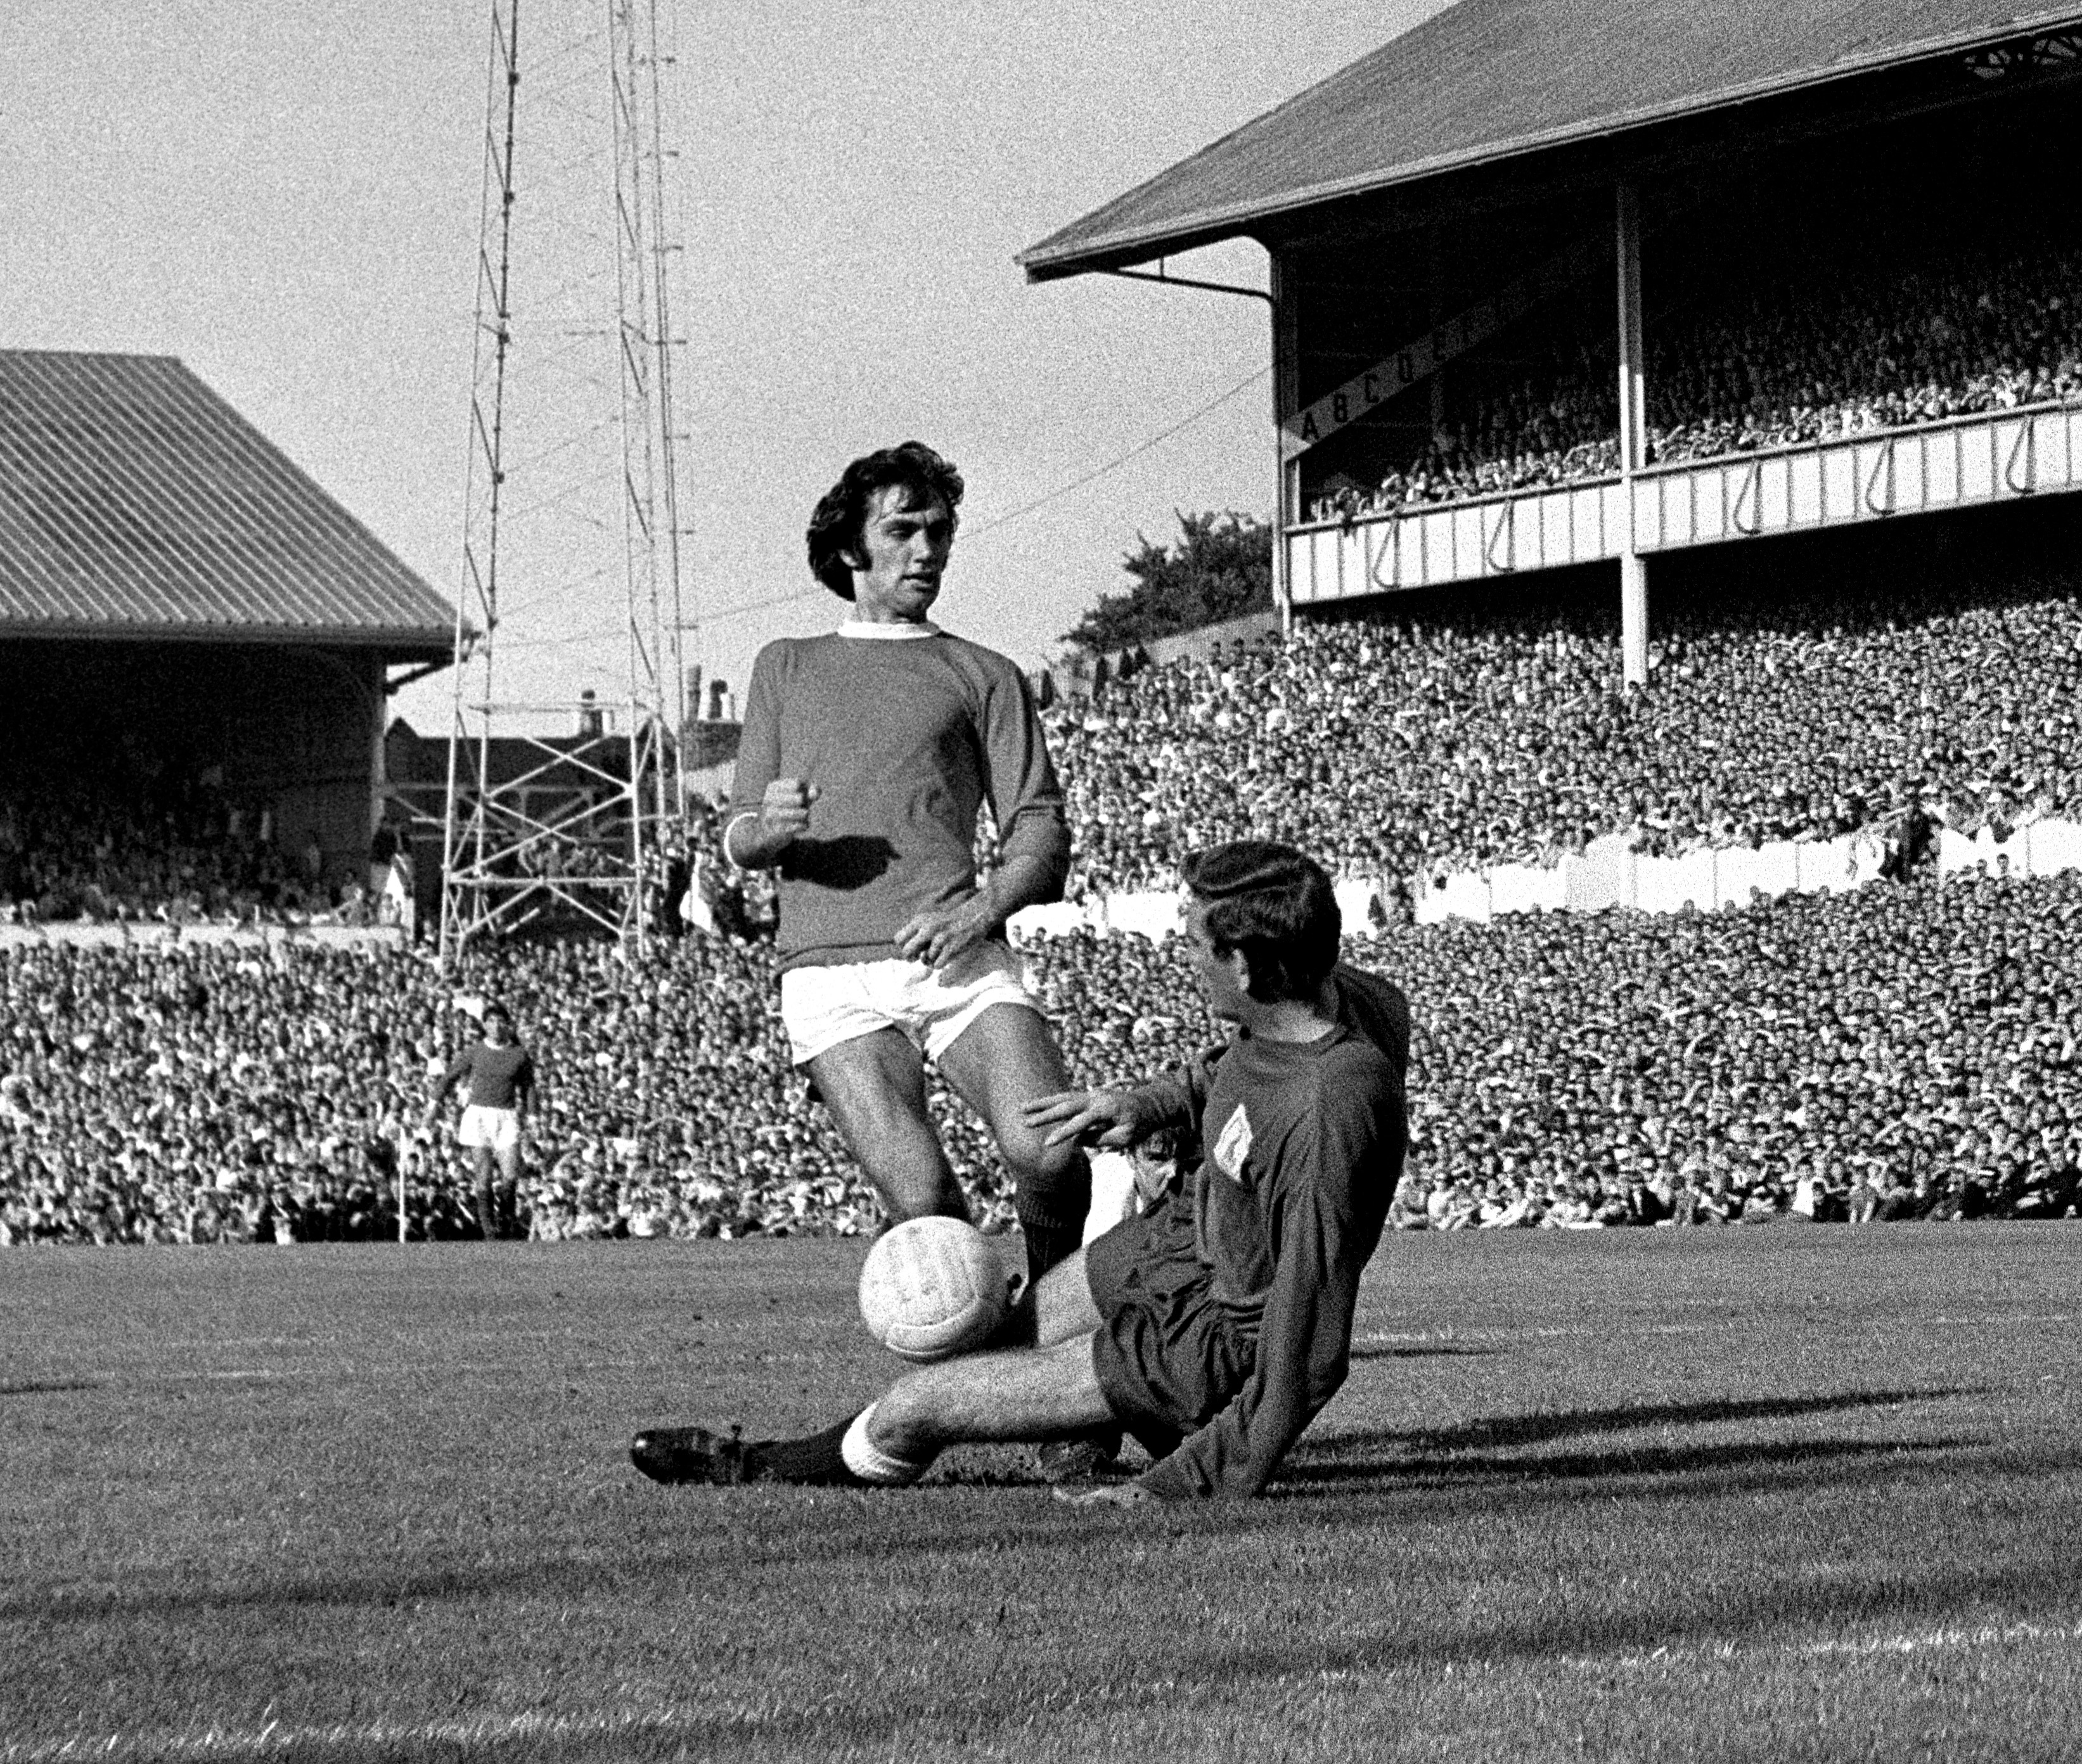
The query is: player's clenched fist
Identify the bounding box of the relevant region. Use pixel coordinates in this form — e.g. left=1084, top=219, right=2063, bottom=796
left=760, top=777, right=818, bottom=839
left=725, top=777, right=819, bottom=870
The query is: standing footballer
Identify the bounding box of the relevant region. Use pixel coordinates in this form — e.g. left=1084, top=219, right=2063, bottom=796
left=725, top=442, right=1091, bottom=1289
left=425, top=1001, right=535, bottom=1241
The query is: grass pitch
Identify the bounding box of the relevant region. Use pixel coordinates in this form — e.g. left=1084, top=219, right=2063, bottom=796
left=3, top=1225, right=2079, bottom=1763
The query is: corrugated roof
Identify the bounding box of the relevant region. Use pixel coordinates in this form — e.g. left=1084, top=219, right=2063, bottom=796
left=1021, top=0, right=2082, bottom=278
left=0, top=350, right=456, bottom=653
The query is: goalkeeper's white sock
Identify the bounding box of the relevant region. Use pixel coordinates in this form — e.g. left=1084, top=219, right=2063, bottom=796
left=840, top=1403, right=930, bottom=1486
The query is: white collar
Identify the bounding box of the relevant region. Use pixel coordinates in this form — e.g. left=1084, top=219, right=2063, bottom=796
left=837, top=619, right=941, bottom=641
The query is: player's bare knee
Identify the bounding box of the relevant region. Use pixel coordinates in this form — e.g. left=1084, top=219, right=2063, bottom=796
left=871, top=1167, right=968, bottom=1225
left=868, top=1382, right=937, bottom=1459
left=998, top=1120, right=1083, bottom=1189
left=1031, top=1257, right=1100, bottom=1344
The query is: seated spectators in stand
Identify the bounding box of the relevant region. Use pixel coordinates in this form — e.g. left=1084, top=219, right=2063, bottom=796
left=0, top=780, right=361, bottom=926
left=3, top=864, right=2079, bottom=1246
left=1306, top=240, right=2082, bottom=526
left=1043, top=572, right=2082, bottom=895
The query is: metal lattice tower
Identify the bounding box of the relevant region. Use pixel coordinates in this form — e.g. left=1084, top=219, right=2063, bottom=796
left=430, top=0, right=690, bottom=962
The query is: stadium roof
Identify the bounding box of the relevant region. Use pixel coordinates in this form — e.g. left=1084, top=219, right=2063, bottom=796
left=1020, top=0, right=2082, bottom=279
left=0, top=350, right=457, bottom=657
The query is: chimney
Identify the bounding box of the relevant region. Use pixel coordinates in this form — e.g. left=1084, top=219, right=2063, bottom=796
left=577, top=689, right=603, bottom=739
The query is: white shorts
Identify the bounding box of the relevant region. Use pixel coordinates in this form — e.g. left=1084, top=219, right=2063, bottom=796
left=779, top=942, right=1041, bottom=1068
left=458, top=1105, right=521, bottom=1154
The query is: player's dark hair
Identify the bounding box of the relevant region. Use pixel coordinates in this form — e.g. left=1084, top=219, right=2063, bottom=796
left=1181, top=840, right=1340, bottom=1003
left=805, top=442, right=965, bottom=599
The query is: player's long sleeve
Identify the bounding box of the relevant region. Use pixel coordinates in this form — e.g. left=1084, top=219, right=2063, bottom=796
left=1126, top=1045, right=1221, bottom=1141
left=980, top=667, right=1069, bottom=900
left=724, top=649, right=783, bottom=864
left=1139, top=1062, right=1396, bottom=1501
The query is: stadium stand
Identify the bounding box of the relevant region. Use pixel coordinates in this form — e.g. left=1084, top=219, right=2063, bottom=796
left=1306, top=235, right=2082, bottom=525
left=0, top=350, right=456, bottom=920
left=1043, top=562, right=2082, bottom=897
left=4, top=864, right=2078, bottom=1244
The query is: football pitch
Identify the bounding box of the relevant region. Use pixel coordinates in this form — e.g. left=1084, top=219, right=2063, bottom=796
left=3, top=1227, right=2079, bottom=1763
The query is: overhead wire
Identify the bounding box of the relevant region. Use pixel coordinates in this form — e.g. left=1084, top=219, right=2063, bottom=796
left=686, top=361, right=1272, bottom=631
left=492, top=360, right=1273, bottom=652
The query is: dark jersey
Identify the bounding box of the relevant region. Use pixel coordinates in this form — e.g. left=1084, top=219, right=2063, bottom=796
left=1128, top=965, right=1409, bottom=1499
left=442, top=1041, right=535, bottom=1111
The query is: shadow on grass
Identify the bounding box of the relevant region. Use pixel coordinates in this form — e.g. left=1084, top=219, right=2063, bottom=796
left=1348, top=1344, right=1503, bottom=1360
left=6, top=1430, right=2012, bottom=1633
left=0, top=1379, right=103, bottom=1397
left=1306, top=1385, right=1984, bottom=1461
left=1282, top=1432, right=1979, bottom=1490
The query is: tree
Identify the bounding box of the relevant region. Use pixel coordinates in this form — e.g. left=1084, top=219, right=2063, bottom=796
left=1060, top=511, right=1272, bottom=655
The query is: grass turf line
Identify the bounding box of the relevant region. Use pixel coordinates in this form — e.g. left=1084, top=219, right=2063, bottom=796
left=2, top=1226, right=2079, bottom=1763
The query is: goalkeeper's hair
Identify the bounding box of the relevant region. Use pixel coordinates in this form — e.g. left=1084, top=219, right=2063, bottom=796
left=1180, top=840, right=1340, bottom=1003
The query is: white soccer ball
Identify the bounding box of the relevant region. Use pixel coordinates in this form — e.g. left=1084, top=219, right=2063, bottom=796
left=858, top=1216, right=1010, bottom=1362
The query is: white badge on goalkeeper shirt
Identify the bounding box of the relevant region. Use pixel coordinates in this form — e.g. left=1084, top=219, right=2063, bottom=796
left=1212, top=1104, right=1254, bottom=1184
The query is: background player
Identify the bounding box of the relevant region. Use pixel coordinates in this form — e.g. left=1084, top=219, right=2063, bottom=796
left=724, top=441, right=1091, bottom=1291
left=631, top=841, right=1410, bottom=1502
left=424, top=1002, right=535, bottom=1240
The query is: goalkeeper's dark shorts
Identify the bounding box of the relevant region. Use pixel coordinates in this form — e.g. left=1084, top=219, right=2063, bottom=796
left=1084, top=1191, right=1255, bottom=1460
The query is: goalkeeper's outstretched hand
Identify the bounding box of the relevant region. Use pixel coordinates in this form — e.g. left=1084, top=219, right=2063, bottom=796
left=1024, top=1087, right=1155, bottom=1151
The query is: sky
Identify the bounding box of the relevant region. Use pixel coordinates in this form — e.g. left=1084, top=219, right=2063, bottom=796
left=3, top=0, right=1447, bottom=732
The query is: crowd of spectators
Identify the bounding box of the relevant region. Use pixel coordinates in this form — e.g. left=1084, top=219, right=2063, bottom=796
left=0, top=777, right=393, bottom=928
left=3, top=860, right=2077, bottom=1244
left=1035, top=869, right=2082, bottom=1231
left=0, top=784, right=321, bottom=926
left=1307, top=239, right=2082, bottom=525
left=1044, top=571, right=2082, bottom=893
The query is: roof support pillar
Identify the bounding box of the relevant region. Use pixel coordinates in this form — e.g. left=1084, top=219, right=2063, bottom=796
left=1616, top=178, right=1650, bottom=686
left=1429, top=231, right=1448, bottom=436
left=1271, top=253, right=1299, bottom=634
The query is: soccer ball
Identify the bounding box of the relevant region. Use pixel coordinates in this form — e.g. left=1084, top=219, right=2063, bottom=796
left=858, top=1216, right=1010, bottom=1362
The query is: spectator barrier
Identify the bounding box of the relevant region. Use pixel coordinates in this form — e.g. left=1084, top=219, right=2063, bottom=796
left=1937, top=817, right=2082, bottom=880
left=1292, top=402, right=2082, bottom=603
left=1413, top=828, right=1894, bottom=924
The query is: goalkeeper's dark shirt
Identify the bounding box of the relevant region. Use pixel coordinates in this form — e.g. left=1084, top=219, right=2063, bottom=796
left=1127, top=965, right=1409, bottom=1500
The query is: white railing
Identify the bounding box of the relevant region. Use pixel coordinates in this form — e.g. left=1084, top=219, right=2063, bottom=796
left=1287, top=400, right=2082, bottom=603
left=1008, top=819, right=2082, bottom=942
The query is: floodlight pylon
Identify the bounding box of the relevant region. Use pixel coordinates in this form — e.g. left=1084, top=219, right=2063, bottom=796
left=433, top=0, right=691, bottom=964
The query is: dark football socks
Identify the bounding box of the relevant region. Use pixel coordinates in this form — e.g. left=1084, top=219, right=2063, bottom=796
left=748, top=1407, right=930, bottom=1487
left=1017, top=1149, right=1092, bottom=1288
left=1019, top=1218, right=1083, bottom=1289
left=745, top=1416, right=861, bottom=1485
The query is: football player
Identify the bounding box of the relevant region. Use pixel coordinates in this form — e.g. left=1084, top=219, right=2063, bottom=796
left=631, top=841, right=1410, bottom=1502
